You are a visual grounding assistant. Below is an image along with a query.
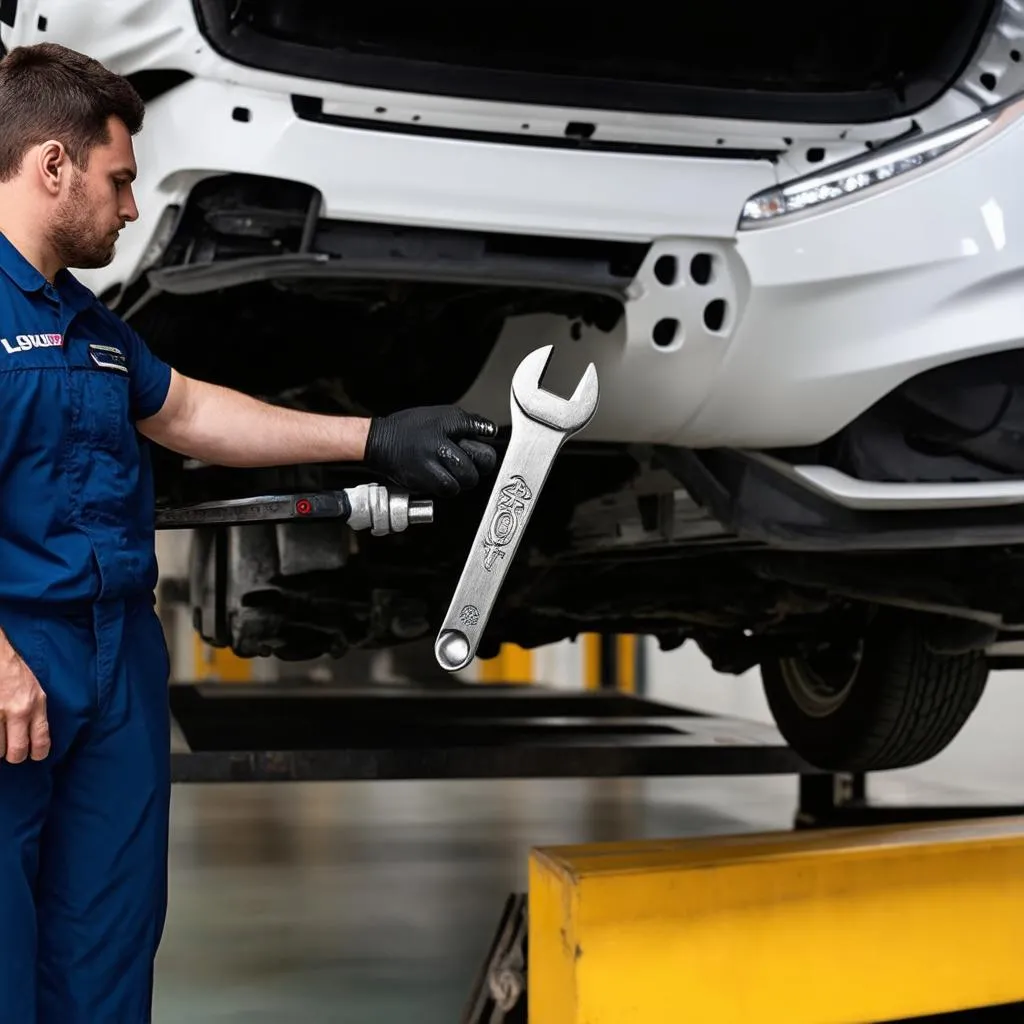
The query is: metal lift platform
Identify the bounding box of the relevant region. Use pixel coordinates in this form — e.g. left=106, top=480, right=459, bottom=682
left=168, top=679, right=816, bottom=782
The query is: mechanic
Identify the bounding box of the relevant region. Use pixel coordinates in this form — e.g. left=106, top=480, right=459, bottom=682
left=0, top=42, right=498, bottom=1024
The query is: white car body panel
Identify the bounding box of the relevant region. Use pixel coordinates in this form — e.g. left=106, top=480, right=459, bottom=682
left=124, top=81, right=780, bottom=243
left=6, top=0, right=1024, bottom=450
left=465, top=106, right=1024, bottom=447
left=747, top=455, right=1024, bottom=510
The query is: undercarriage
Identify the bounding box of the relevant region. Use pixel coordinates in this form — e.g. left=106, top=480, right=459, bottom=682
left=156, top=436, right=1024, bottom=664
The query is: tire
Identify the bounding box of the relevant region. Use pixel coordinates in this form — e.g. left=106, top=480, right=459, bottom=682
left=760, top=613, right=989, bottom=771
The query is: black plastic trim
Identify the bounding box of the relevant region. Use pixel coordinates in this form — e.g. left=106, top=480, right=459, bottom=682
left=151, top=174, right=646, bottom=300
left=291, top=96, right=780, bottom=161
left=0, top=0, right=16, bottom=29
left=148, top=251, right=632, bottom=300
left=655, top=446, right=1024, bottom=552
left=192, top=0, right=996, bottom=125
left=127, top=69, right=194, bottom=104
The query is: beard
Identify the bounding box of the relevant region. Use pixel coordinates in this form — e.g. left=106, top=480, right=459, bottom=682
left=48, top=171, right=119, bottom=271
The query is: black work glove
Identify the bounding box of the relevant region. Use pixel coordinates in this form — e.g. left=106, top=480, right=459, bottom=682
left=364, top=405, right=499, bottom=497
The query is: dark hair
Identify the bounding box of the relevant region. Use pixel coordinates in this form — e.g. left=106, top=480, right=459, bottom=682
left=0, top=42, right=144, bottom=182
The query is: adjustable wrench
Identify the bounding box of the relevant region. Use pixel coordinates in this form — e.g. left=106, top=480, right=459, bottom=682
left=434, top=345, right=599, bottom=672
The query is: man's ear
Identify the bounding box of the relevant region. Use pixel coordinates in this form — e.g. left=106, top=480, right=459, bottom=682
left=37, top=141, right=68, bottom=197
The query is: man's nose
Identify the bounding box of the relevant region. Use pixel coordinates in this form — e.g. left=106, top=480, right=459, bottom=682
left=121, top=187, right=140, bottom=224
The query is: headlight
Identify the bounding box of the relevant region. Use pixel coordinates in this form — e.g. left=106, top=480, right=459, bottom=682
left=738, top=95, right=1024, bottom=229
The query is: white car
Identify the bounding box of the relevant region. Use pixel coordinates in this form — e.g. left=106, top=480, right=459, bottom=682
left=7, top=0, right=1024, bottom=773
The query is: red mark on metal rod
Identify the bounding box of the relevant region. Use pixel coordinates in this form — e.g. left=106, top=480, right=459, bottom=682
left=295, top=498, right=312, bottom=515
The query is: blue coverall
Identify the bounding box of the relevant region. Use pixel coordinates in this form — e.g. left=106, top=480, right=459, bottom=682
left=0, top=231, right=175, bottom=1023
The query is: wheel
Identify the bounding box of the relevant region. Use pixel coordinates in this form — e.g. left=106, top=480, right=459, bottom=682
left=760, top=612, right=989, bottom=771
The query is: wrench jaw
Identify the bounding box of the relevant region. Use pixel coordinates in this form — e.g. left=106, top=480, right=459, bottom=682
left=569, top=363, right=600, bottom=423
left=509, top=345, right=556, bottom=402
left=433, top=345, right=601, bottom=673
left=511, top=345, right=599, bottom=434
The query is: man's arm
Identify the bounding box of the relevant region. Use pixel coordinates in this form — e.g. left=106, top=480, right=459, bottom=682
left=137, top=370, right=498, bottom=496
left=138, top=370, right=371, bottom=467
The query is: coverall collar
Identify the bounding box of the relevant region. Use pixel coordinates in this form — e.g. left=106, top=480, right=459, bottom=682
left=0, top=230, right=96, bottom=314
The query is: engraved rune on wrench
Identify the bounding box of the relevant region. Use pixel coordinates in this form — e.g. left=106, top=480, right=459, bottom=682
left=482, top=474, right=533, bottom=571
left=434, top=345, right=599, bottom=672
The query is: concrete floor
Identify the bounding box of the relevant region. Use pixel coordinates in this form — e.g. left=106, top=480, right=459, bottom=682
left=153, top=653, right=1024, bottom=1023
left=155, top=775, right=798, bottom=1023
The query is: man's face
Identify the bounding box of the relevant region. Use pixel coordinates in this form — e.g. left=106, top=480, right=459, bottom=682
left=48, top=115, right=139, bottom=271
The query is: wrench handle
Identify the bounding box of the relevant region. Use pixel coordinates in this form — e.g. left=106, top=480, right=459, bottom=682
left=434, top=423, right=566, bottom=672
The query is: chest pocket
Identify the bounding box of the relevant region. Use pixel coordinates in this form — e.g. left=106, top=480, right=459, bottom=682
left=75, top=344, right=131, bottom=451
left=0, top=347, right=68, bottom=462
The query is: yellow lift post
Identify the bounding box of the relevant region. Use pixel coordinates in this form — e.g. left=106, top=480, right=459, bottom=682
left=582, top=633, right=643, bottom=694
left=477, top=633, right=645, bottom=692
left=478, top=643, right=534, bottom=684
left=527, top=817, right=1024, bottom=1023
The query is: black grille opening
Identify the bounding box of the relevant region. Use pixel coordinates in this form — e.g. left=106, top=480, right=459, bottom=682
left=194, top=0, right=998, bottom=123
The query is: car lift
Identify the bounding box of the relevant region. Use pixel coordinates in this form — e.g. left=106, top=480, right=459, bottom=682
left=160, top=482, right=1024, bottom=1021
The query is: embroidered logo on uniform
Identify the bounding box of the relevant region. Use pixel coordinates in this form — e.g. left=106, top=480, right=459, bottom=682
left=88, top=343, right=128, bottom=374
left=1, top=334, right=63, bottom=353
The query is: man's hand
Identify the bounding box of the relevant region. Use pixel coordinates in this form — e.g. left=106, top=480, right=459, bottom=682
left=0, top=636, right=49, bottom=764
left=365, top=405, right=499, bottom=496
